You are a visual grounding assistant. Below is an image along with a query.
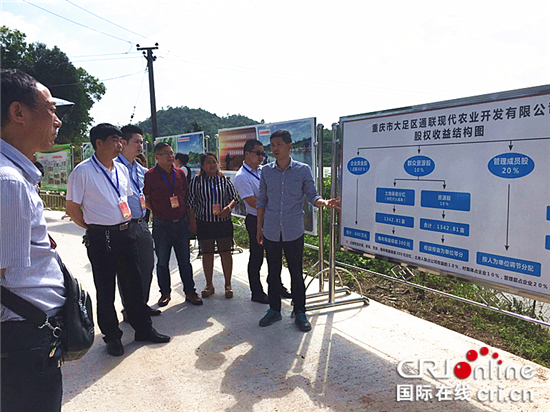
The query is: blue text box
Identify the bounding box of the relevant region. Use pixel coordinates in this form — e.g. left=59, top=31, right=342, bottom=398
left=419, top=241, right=469, bottom=262
left=421, top=190, right=471, bottom=211
left=477, top=252, right=541, bottom=277
left=546, top=236, right=550, bottom=251
left=344, top=227, right=370, bottom=241
left=419, top=218, right=470, bottom=237
left=375, top=233, right=413, bottom=250
left=376, top=188, right=415, bottom=206
left=547, top=206, right=550, bottom=221
left=375, top=213, right=414, bottom=228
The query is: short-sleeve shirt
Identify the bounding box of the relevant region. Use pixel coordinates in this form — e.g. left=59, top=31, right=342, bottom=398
left=0, top=140, right=65, bottom=321
left=187, top=174, right=239, bottom=222
left=256, top=158, right=321, bottom=242
left=234, top=163, right=261, bottom=216
left=116, top=154, right=147, bottom=219
left=67, top=155, right=133, bottom=225
left=143, top=165, right=188, bottom=220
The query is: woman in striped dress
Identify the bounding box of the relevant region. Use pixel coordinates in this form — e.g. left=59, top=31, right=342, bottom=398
left=187, top=153, right=239, bottom=298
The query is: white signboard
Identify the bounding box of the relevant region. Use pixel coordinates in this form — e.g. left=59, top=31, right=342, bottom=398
left=339, top=85, right=550, bottom=301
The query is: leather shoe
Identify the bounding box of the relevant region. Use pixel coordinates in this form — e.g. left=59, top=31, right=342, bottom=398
left=135, top=328, right=171, bottom=343
left=106, top=339, right=124, bottom=356
left=280, top=288, right=292, bottom=299
left=147, top=306, right=162, bottom=316
left=186, top=293, right=203, bottom=306
left=251, top=293, right=269, bottom=304
left=157, top=293, right=171, bottom=307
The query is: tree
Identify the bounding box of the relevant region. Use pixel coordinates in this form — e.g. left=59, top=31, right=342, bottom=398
left=1, top=26, right=105, bottom=143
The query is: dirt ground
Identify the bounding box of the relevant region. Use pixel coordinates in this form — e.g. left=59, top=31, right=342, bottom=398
left=350, top=275, right=510, bottom=351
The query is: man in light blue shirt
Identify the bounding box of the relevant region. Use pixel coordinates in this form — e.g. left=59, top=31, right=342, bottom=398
left=116, top=125, right=160, bottom=317
left=256, top=130, right=340, bottom=332
left=1, top=69, right=66, bottom=411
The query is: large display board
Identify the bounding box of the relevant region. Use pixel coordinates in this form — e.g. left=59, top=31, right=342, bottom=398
left=218, top=117, right=317, bottom=235
left=36, top=144, right=73, bottom=192
left=339, top=85, right=550, bottom=302
left=155, top=132, right=206, bottom=177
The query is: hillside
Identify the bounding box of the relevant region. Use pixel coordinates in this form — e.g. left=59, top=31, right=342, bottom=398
left=138, top=106, right=261, bottom=141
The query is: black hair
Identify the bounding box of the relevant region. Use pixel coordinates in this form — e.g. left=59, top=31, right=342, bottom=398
left=270, top=130, right=292, bottom=144
left=1, top=69, right=39, bottom=127
left=121, top=124, right=144, bottom=142
left=90, top=123, right=122, bottom=149
left=243, top=139, right=263, bottom=156
left=154, top=142, right=172, bottom=154
left=175, top=153, right=189, bottom=164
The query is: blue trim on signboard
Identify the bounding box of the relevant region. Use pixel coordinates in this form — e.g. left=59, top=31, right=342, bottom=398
left=477, top=252, right=541, bottom=277
left=419, top=241, right=469, bottom=262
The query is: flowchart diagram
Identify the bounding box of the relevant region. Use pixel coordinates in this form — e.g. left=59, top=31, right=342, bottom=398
left=339, top=86, right=550, bottom=300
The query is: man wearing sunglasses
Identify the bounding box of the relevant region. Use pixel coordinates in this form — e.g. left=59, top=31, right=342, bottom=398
left=234, top=139, right=291, bottom=304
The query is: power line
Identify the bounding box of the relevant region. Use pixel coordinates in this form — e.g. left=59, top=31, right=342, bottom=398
left=47, top=70, right=145, bottom=88
left=65, top=0, right=148, bottom=40
left=71, top=56, right=143, bottom=63
left=22, top=0, right=134, bottom=49
left=130, top=68, right=149, bottom=123
left=69, top=52, right=141, bottom=58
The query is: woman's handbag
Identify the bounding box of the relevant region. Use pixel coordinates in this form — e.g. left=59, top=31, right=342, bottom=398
left=0, top=261, right=94, bottom=362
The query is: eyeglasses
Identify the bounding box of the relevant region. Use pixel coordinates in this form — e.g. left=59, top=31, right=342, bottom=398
left=248, top=150, right=266, bottom=157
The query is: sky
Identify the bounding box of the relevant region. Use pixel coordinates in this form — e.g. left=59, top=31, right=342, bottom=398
left=1, top=0, right=549, bottom=135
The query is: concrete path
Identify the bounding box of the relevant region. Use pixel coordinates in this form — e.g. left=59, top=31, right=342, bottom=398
left=44, top=211, right=549, bottom=412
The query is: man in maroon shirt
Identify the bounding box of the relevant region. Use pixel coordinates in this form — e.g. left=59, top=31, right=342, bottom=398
left=144, top=142, right=202, bottom=307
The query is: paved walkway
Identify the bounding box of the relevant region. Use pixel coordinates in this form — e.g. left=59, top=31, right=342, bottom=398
left=44, top=211, right=549, bottom=412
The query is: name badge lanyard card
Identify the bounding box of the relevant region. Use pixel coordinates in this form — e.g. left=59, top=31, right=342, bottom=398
left=211, top=178, right=221, bottom=215
left=92, top=156, right=131, bottom=220
left=117, top=157, right=146, bottom=212
left=157, top=166, right=179, bottom=209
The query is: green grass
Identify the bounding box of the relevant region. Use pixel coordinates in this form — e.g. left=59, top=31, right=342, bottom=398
left=233, top=224, right=550, bottom=369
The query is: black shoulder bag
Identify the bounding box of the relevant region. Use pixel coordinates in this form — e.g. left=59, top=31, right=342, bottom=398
left=1, top=260, right=94, bottom=362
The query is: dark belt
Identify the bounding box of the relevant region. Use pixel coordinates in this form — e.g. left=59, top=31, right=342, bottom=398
left=131, top=218, right=145, bottom=224
left=154, top=216, right=181, bottom=223
left=87, top=221, right=130, bottom=231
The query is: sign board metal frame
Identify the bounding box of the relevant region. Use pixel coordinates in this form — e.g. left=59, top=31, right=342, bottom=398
left=339, top=85, right=550, bottom=303
left=218, top=117, right=318, bottom=235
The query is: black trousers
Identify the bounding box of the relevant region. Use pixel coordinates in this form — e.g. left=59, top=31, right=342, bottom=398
left=1, top=320, right=63, bottom=412
left=245, top=214, right=266, bottom=296
left=87, top=223, right=152, bottom=342
left=118, top=219, right=155, bottom=306
left=264, top=235, right=305, bottom=313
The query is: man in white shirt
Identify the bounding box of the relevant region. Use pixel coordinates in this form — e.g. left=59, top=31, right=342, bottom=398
left=66, top=123, right=170, bottom=357
left=234, top=139, right=291, bottom=304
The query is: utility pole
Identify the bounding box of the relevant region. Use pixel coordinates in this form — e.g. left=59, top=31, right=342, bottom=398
left=137, top=43, right=159, bottom=138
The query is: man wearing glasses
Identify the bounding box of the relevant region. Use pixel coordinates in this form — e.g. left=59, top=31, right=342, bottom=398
left=143, top=142, right=203, bottom=308
left=234, top=139, right=291, bottom=304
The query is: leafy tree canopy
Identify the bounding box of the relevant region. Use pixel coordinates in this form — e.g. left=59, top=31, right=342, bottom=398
left=138, top=106, right=261, bottom=152
left=1, top=26, right=106, bottom=143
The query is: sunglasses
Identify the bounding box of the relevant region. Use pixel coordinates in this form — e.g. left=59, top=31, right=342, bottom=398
left=248, top=150, right=266, bottom=157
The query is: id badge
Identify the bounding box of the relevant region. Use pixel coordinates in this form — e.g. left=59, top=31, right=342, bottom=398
left=170, top=196, right=180, bottom=209
left=212, top=204, right=221, bottom=215
left=119, top=201, right=131, bottom=219
left=140, top=194, right=146, bottom=210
